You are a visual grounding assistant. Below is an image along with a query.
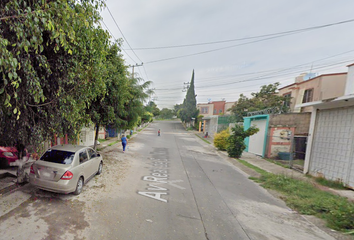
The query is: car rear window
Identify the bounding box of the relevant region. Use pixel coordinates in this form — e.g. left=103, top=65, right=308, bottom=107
left=40, top=150, right=75, bottom=164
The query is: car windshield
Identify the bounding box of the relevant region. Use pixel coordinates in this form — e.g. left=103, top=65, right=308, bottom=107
left=40, top=150, right=75, bottom=164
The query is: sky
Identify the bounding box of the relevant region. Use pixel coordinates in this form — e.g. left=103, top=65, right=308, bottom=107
left=100, top=0, right=354, bottom=109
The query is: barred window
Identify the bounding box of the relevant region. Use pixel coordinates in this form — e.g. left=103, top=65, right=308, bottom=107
left=302, top=89, right=313, bottom=103
left=283, top=92, right=291, bottom=108
left=201, top=107, right=209, bottom=114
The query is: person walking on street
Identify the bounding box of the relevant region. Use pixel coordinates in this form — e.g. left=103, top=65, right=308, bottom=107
left=121, top=135, right=128, bottom=153
left=158, top=129, right=161, bottom=136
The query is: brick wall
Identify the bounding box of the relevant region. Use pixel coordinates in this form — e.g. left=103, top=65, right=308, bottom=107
left=269, top=113, right=311, bottom=135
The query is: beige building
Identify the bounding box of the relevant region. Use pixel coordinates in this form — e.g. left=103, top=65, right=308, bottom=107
left=225, top=102, right=235, bottom=114
left=197, top=103, right=214, bottom=116
left=278, top=73, right=347, bottom=113
left=197, top=101, right=235, bottom=116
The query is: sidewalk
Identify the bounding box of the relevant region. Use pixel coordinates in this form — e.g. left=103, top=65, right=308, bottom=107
left=194, top=130, right=354, bottom=202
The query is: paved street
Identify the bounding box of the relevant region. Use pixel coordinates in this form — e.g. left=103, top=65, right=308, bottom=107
left=0, top=121, right=339, bottom=240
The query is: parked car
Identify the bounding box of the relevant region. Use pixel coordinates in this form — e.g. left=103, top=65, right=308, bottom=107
left=29, top=144, right=103, bottom=195
left=0, top=146, right=18, bottom=168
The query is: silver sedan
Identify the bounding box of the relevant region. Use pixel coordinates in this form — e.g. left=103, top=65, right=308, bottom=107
left=29, top=144, right=103, bottom=195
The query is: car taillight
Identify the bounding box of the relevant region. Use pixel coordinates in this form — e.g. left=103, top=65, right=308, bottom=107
left=61, top=171, right=73, bottom=180
left=30, top=165, right=35, bottom=174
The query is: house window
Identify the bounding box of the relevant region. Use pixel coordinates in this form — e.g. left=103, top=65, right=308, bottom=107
left=201, top=107, right=209, bottom=114
left=213, top=109, right=217, bottom=114
left=219, top=109, right=222, bottom=114
left=302, top=89, right=313, bottom=103
left=283, top=92, right=291, bottom=108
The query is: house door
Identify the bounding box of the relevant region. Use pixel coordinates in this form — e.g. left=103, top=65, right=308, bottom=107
left=248, top=119, right=267, bottom=156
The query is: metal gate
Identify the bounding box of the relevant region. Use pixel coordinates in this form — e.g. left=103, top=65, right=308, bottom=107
left=310, top=107, right=354, bottom=188
left=248, top=119, right=267, bottom=156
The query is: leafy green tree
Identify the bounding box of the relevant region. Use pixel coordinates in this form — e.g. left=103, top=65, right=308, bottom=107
left=86, top=42, right=128, bottom=149
left=141, top=111, right=153, bottom=123
left=120, top=77, right=152, bottom=130
left=0, top=0, right=107, bottom=148
left=173, top=103, right=183, bottom=116
left=230, top=83, right=289, bottom=122
left=180, top=70, right=198, bottom=123
left=145, top=101, right=160, bottom=117
left=226, top=125, right=259, bottom=158
left=159, top=108, right=174, bottom=119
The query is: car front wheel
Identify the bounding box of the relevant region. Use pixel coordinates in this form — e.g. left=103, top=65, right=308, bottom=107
left=97, top=161, right=103, bottom=175
left=73, top=177, right=84, bottom=195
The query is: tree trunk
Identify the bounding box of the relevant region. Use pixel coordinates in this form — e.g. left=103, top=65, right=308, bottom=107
left=93, top=124, right=99, bottom=150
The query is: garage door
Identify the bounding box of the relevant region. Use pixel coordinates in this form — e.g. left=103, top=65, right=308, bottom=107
left=310, top=107, right=354, bottom=188
left=248, top=119, right=267, bottom=156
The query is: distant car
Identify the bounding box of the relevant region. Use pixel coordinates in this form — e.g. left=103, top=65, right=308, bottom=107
left=0, top=147, right=18, bottom=168
left=29, top=144, right=103, bottom=195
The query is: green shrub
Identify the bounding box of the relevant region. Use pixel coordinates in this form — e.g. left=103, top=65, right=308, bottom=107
left=213, top=129, right=230, bottom=151
left=127, top=135, right=131, bottom=139
left=226, top=125, right=259, bottom=158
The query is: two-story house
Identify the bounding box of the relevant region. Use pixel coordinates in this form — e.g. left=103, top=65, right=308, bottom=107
left=197, top=100, right=236, bottom=137
left=302, top=63, right=354, bottom=189
left=244, top=71, right=347, bottom=160
left=278, top=73, right=347, bottom=113
left=197, top=101, right=235, bottom=116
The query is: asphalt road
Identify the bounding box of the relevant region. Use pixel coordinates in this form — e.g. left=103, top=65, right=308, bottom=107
left=0, top=121, right=338, bottom=240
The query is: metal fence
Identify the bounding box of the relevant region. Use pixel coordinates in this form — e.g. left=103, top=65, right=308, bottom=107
left=266, top=135, right=307, bottom=172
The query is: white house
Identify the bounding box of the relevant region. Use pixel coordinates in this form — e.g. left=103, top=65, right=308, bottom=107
left=302, top=63, right=354, bottom=189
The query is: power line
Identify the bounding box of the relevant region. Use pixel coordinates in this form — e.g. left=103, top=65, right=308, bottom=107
left=129, top=18, right=354, bottom=51
left=196, top=59, right=353, bottom=89
left=100, top=20, right=137, bottom=65
left=154, top=58, right=353, bottom=93
left=144, top=19, right=354, bottom=64
left=145, top=32, right=300, bottom=64
left=106, top=4, right=143, bottom=64
left=152, top=49, right=354, bottom=91
left=102, top=10, right=151, bottom=82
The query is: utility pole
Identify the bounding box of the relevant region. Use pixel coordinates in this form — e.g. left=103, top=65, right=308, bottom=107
left=182, top=82, right=190, bottom=92
left=130, top=63, right=143, bottom=79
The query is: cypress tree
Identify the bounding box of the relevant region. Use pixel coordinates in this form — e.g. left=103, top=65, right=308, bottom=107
left=181, top=70, right=199, bottom=123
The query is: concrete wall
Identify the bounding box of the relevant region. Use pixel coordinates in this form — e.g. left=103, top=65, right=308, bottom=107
left=225, top=102, right=235, bottom=114
left=98, top=127, right=106, bottom=139
left=344, top=64, right=354, bottom=95
left=203, top=116, right=218, bottom=137
left=79, top=127, right=95, bottom=146
left=267, top=127, right=294, bottom=158
left=309, top=106, right=354, bottom=188
left=269, top=113, right=311, bottom=135
left=321, top=74, right=346, bottom=100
